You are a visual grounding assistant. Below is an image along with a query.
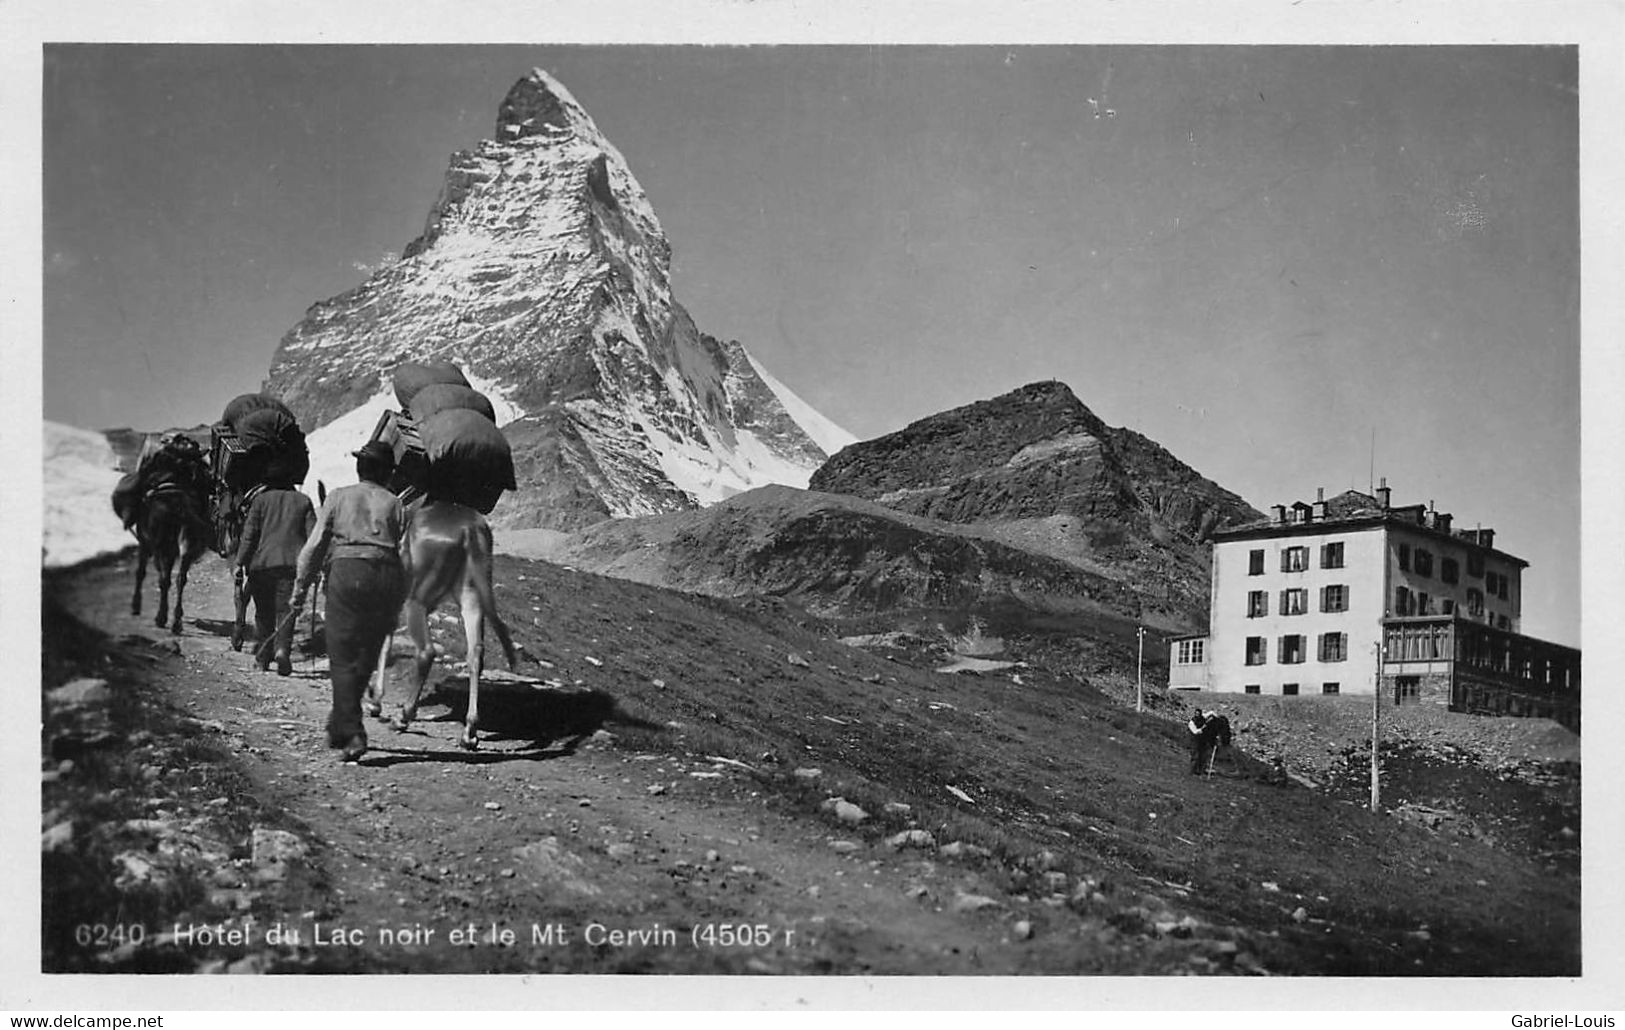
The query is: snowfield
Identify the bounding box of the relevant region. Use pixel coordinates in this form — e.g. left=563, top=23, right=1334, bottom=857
left=43, top=422, right=136, bottom=568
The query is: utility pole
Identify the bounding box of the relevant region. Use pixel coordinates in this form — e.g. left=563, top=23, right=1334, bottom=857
left=1136, top=625, right=1146, bottom=713
left=1371, top=640, right=1383, bottom=812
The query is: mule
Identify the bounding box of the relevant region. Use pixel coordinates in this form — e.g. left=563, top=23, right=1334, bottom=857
left=129, top=481, right=213, bottom=634
left=368, top=499, right=519, bottom=750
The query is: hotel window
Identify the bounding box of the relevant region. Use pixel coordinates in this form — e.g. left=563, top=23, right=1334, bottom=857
left=1497, top=615, right=1509, bottom=630
left=1319, top=632, right=1347, bottom=663
left=1442, top=599, right=1455, bottom=615
left=1418, top=592, right=1431, bottom=616
left=1245, top=637, right=1267, bottom=666
left=1393, top=586, right=1414, bottom=616
left=1398, top=543, right=1411, bottom=571
left=1322, top=682, right=1340, bottom=695
left=1247, top=590, right=1269, bottom=618
left=1485, top=571, right=1499, bottom=595
left=1244, top=684, right=1261, bottom=695
left=1279, top=588, right=1308, bottom=616
left=1320, top=584, right=1348, bottom=613
left=1281, top=546, right=1308, bottom=573
left=1282, top=682, right=1300, bottom=696
left=1468, top=552, right=1485, bottom=577
left=1248, top=549, right=1265, bottom=576
left=1177, top=639, right=1205, bottom=664
left=1278, top=635, right=1305, bottom=665
left=1495, top=574, right=1509, bottom=601
left=1320, top=541, right=1345, bottom=569
left=1414, top=549, right=1433, bottom=578
left=1441, top=558, right=1459, bottom=584
left=1466, top=588, right=1484, bottom=617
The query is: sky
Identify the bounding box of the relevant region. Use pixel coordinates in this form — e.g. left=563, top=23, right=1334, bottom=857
left=26, top=23, right=1608, bottom=652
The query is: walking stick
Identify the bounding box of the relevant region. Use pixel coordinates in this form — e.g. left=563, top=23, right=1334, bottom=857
left=308, top=581, right=318, bottom=670
left=254, top=578, right=315, bottom=668
left=253, top=605, right=304, bottom=665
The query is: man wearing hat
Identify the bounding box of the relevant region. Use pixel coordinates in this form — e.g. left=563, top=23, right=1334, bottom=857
left=293, top=439, right=407, bottom=762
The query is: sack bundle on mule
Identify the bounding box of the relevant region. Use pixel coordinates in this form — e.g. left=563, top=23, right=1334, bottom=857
left=206, top=393, right=310, bottom=558
left=367, top=362, right=515, bottom=514
left=213, top=393, right=311, bottom=493
left=392, top=360, right=471, bottom=411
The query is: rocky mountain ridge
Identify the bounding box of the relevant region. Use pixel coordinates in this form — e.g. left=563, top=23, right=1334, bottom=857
left=811, top=381, right=1259, bottom=543
left=512, top=381, right=1262, bottom=634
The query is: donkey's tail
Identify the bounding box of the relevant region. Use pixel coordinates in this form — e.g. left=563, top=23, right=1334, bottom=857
left=464, top=520, right=520, bottom=670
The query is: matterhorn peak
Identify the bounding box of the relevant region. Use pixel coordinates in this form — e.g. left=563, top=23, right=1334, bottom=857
left=495, top=68, right=591, bottom=144
left=265, top=68, right=855, bottom=532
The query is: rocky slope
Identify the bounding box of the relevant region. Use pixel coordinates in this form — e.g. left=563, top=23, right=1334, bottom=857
left=810, top=381, right=1257, bottom=539
left=511, top=484, right=1146, bottom=632
left=262, top=68, right=853, bottom=531
left=507, top=382, right=1262, bottom=634
left=806, top=381, right=1263, bottom=626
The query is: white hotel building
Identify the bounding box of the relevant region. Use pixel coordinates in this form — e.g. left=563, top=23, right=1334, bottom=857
left=1168, top=480, right=1578, bottom=728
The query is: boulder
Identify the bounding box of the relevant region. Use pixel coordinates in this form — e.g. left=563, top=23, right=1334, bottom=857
left=47, top=678, right=111, bottom=710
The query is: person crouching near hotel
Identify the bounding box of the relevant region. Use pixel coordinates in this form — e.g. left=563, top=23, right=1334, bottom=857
left=292, top=440, right=406, bottom=763
left=236, top=477, right=316, bottom=676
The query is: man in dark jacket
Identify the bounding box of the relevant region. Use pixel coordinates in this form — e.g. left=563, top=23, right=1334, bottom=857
left=1188, top=709, right=1217, bottom=775
left=293, top=441, right=407, bottom=763
left=235, top=480, right=317, bottom=675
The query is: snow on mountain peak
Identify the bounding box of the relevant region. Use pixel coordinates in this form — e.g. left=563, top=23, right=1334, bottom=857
left=264, top=68, right=855, bottom=531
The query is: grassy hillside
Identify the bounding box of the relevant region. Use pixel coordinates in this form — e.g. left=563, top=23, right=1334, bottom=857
left=475, top=552, right=1578, bottom=975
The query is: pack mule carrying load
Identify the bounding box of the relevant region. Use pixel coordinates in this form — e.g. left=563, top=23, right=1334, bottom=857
left=208, top=393, right=311, bottom=558
left=366, top=362, right=515, bottom=514
left=111, top=431, right=210, bottom=530
left=216, top=393, right=310, bottom=491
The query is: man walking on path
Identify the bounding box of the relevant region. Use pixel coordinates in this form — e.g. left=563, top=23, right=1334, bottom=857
left=235, top=479, right=316, bottom=676
left=293, top=441, right=406, bottom=763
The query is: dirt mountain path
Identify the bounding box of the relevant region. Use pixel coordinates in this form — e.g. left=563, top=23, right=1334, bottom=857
left=48, top=552, right=1123, bottom=975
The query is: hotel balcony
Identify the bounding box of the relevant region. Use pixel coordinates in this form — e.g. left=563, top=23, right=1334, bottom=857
left=1380, top=615, right=1580, bottom=731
